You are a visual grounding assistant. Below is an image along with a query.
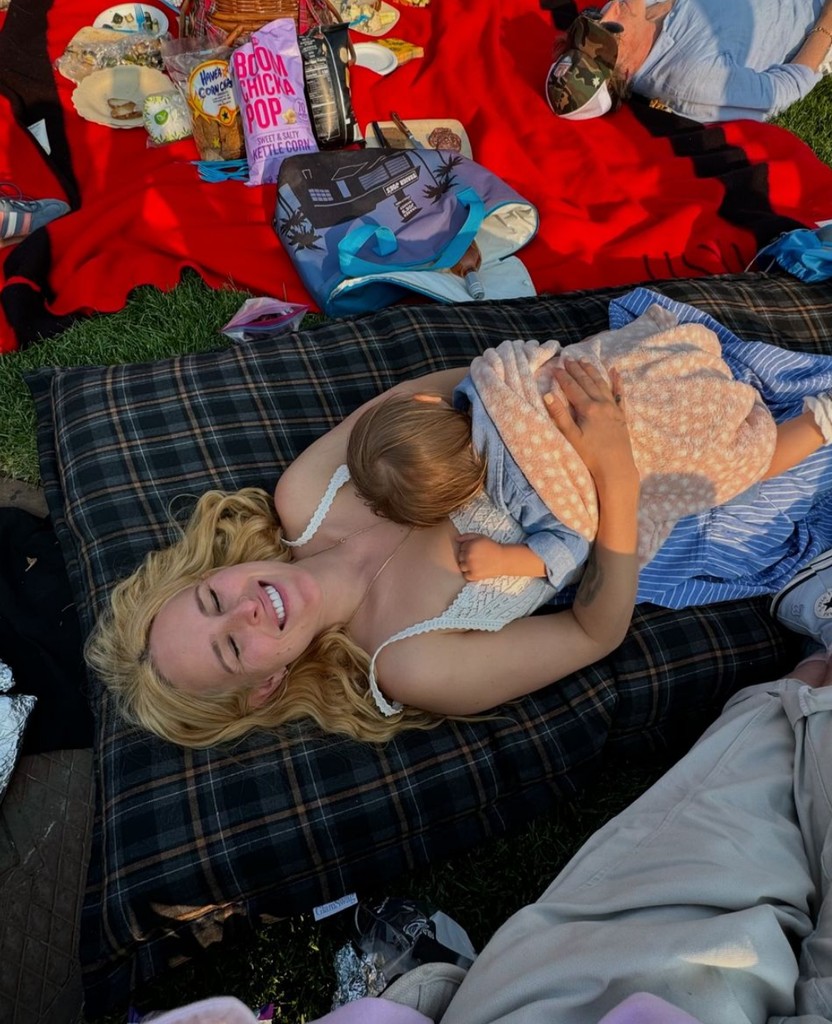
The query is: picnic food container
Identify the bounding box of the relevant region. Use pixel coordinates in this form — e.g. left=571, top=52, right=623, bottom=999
left=143, top=90, right=192, bottom=142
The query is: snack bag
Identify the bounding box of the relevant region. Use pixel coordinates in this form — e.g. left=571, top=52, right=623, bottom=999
left=162, top=36, right=245, bottom=161
left=298, top=21, right=360, bottom=149
left=231, top=18, right=318, bottom=186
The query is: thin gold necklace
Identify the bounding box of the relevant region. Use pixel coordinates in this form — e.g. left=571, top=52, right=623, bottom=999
left=347, top=527, right=414, bottom=626
left=312, top=519, right=384, bottom=556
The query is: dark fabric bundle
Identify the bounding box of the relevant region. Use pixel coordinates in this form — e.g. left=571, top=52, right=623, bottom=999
left=0, top=508, right=92, bottom=753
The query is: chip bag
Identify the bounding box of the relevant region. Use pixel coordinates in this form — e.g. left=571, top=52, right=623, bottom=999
left=231, top=18, right=318, bottom=186
left=162, top=36, right=245, bottom=161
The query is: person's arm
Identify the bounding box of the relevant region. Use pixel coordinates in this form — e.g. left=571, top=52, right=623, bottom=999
left=791, top=0, right=832, bottom=73
left=558, top=363, right=640, bottom=649
left=274, top=367, right=468, bottom=529
left=764, top=410, right=826, bottom=480
left=379, top=360, right=641, bottom=715
left=648, top=0, right=832, bottom=123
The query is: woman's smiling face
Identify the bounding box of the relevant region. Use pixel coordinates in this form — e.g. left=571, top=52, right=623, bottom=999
left=148, top=560, right=324, bottom=701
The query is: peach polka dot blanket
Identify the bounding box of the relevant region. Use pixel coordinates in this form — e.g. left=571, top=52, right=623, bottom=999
left=468, top=304, right=778, bottom=564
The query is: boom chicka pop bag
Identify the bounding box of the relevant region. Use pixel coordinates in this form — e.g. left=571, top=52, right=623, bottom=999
left=231, top=18, right=318, bottom=186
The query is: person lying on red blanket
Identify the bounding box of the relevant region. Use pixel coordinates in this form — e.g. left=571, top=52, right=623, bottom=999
left=546, top=0, right=832, bottom=122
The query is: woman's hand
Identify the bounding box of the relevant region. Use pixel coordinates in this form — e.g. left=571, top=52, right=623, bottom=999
left=544, top=359, right=637, bottom=484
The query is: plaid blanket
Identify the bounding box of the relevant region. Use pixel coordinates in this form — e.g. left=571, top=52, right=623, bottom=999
left=28, top=275, right=826, bottom=1013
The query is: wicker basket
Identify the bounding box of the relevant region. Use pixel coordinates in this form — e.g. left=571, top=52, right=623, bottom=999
left=208, top=0, right=299, bottom=34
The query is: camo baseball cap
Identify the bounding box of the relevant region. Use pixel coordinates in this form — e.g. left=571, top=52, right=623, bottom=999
left=545, top=14, right=620, bottom=121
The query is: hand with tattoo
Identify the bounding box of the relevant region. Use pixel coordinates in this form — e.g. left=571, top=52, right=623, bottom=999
left=543, top=358, right=636, bottom=483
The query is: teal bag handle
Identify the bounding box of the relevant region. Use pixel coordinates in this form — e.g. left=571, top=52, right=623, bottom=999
left=338, top=186, right=485, bottom=277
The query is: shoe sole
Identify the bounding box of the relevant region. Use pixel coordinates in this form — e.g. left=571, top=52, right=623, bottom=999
left=0, top=234, right=28, bottom=249
left=770, top=548, right=832, bottom=620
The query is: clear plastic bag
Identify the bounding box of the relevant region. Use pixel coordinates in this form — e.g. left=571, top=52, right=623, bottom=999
left=56, top=26, right=168, bottom=83
left=355, top=897, right=476, bottom=981
left=221, top=296, right=309, bottom=342
left=162, top=35, right=245, bottom=160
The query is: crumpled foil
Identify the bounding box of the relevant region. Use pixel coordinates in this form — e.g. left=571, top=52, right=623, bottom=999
left=331, top=942, right=388, bottom=1008
left=0, top=659, right=37, bottom=806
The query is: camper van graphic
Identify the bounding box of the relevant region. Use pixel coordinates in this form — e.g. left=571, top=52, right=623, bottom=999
left=277, top=150, right=467, bottom=255
left=279, top=151, right=423, bottom=235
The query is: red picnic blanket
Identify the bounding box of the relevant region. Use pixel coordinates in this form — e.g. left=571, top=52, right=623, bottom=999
left=1, top=0, right=831, bottom=352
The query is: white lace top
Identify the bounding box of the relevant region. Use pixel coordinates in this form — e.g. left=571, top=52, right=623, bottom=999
left=284, top=466, right=554, bottom=716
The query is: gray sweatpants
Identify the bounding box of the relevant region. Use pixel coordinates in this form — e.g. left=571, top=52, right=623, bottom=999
left=442, top=679, right=832, bottom=1024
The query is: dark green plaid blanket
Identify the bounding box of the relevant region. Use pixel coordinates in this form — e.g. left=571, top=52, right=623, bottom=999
left=29, top=273, right=827, bottom=1013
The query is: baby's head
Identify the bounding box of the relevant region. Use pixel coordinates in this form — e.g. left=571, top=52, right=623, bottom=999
left=347, top=392, right=486, bottom=528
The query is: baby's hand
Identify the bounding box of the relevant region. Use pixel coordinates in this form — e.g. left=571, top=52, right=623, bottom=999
left=456, top=534, right=508, bottom=581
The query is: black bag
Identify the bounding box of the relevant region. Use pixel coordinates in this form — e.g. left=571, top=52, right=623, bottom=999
left=298, top=0, right=359, bottom=149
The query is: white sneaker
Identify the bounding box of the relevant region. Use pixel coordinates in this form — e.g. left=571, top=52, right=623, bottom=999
left=770, top=548, right=832, bottom=648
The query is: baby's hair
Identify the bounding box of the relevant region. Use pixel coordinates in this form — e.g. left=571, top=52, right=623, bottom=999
left=347, top=392, right=486, bottom=527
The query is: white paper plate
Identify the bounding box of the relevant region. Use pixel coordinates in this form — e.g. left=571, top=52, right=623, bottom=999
left=353, top=42, right=398, bottom=75
left=350, top=1, right=400, bottom=37
left=93, top=3, right=169, bottom=35
left=72, top=65, right=173, bottom=128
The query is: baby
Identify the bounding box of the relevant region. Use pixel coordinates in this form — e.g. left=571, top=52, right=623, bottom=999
left=347, top=304, right=832, bottom=590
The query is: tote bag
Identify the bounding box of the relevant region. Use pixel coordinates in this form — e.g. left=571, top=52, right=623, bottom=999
left=274, top=148, right=539, bottom=316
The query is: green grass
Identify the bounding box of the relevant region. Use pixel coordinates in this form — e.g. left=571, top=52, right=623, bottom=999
left=0, top=81, right=828, bottom=1022
left=773, top=74, right=832, bottom=165
left=0, top=275, right=243, bottom=483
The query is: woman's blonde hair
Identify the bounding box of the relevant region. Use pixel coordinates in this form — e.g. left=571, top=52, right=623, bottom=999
left=347, top=393, right=486, bottom=528
left=85, top=488, right=442, bottom=748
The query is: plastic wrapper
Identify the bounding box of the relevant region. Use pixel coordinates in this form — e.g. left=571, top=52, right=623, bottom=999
left=144, top=90, right=193, bottom=144
left=298, top=21, right=360, bottom=149
left=56, top=26, right=167, bottom=83
left=221, top=297, right=309, bottom=342
left=0, top=660, right=36, bottom=807
left=332, top=941, right=388, bottom=1005
left=162, top=36, right=245, bottom=161
left=332, top=897, right=476, bottom=1007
